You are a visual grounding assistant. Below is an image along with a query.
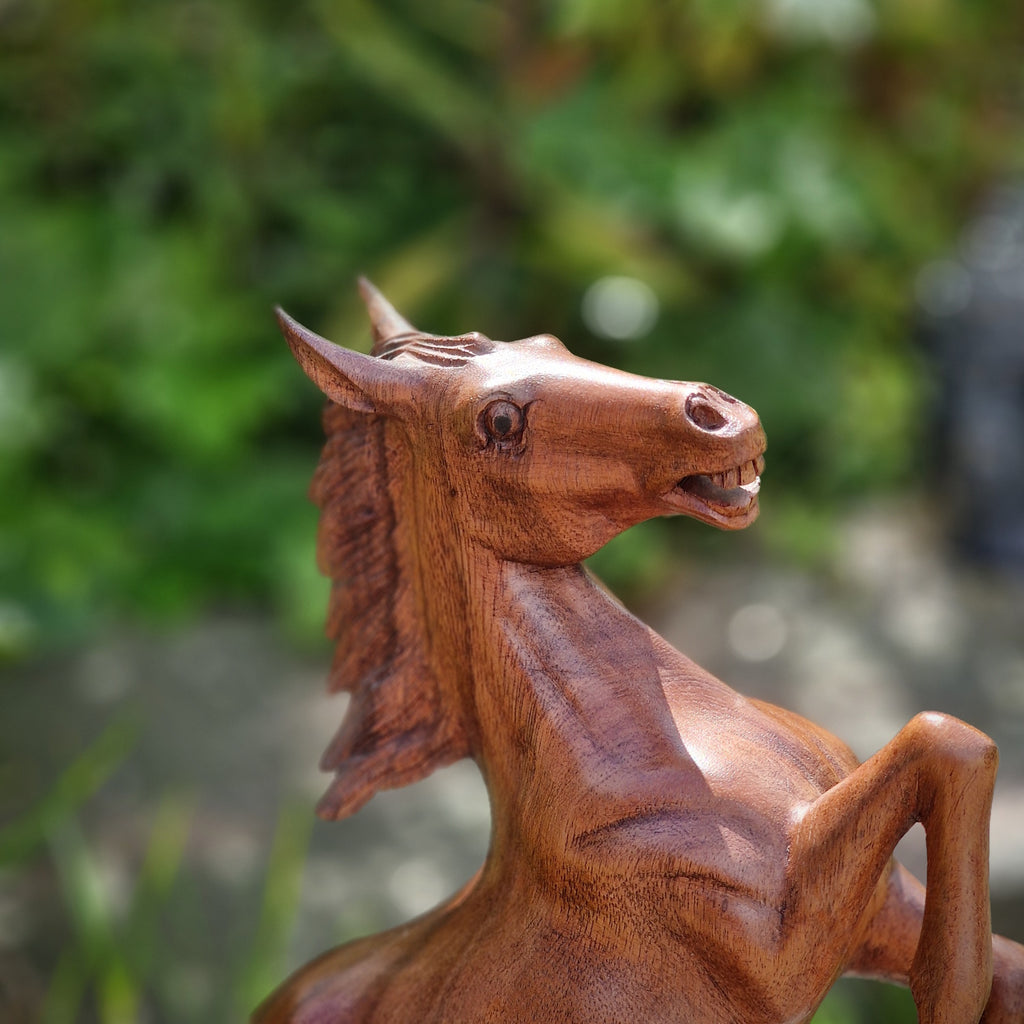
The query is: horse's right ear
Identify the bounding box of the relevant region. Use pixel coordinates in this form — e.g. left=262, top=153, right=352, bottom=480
left=275, top=307, right=417, bottom=416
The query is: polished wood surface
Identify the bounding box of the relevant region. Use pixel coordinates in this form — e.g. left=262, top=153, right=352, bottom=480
left=255, top=281, right=1024, bottom=1023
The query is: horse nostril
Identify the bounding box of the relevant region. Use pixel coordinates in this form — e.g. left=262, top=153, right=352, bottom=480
left=685, top=394, right=728, bottom=432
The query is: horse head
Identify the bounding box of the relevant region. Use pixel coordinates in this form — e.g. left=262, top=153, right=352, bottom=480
left=277, top=280, right=766, bottom=568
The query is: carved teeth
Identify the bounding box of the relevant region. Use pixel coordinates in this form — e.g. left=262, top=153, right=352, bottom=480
left=709, top=458, right=762, bottom=490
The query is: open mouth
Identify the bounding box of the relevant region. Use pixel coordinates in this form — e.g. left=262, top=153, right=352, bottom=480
left=667, top=455, right=765, bottom=524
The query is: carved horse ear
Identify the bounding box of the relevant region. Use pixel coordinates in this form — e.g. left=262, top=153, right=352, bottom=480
left=357, top=276, right=418, bottom=353
left=275, top=306, right=419, bottom=416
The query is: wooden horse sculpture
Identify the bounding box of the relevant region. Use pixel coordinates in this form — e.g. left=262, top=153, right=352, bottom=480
left=256, top=281, right=1024, bottom=1024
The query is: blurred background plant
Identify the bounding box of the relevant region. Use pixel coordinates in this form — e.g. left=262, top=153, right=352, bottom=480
left=1, top=0, right=1023, bottom=1021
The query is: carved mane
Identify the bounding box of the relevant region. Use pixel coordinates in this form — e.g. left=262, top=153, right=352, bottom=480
left=309, top=327, right=494, bottom=820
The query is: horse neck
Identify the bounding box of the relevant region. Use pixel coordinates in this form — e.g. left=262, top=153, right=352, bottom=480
left=448, top=555, right=691, bottom=837
left=403, top=478, right=693, bottom=827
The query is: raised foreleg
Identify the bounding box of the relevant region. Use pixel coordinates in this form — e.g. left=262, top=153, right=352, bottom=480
left=847, top=860, right=1024, bottom=1023
left=780, top=712, right=999, bottom=1024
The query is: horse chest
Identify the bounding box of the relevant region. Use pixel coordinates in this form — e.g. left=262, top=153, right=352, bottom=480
left=503, top=677, right=853, bottom=930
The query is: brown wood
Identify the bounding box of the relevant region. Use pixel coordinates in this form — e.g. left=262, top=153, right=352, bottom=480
left=255, top=280, right=1024, bottom=1024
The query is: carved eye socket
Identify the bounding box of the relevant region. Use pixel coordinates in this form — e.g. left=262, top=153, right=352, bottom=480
left=481, top=400, right=525, bottom=444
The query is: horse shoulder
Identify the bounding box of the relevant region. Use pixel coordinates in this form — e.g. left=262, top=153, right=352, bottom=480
left=745, top=697, right=862, bottom=780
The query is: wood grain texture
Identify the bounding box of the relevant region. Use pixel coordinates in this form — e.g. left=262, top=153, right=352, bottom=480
left=255, top=280, right=1024, bottom=1024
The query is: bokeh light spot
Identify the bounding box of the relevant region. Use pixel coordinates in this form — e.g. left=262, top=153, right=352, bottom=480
left=581, top=276, right=659, bottom=341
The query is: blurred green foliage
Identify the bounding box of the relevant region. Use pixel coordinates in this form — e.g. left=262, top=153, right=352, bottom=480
left=0, top=717, right=307, bottom=1023
left=2, top=0, right=1023, bottom=655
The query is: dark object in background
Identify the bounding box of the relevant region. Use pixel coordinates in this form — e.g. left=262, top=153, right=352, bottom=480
left=919, top=185, right=1024, bottom=574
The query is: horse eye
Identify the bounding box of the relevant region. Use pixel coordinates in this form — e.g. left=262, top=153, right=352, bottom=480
left=481, top=400, right=524, bottom=443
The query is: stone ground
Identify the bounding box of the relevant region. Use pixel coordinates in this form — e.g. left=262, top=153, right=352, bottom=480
left=1, top=498, right=1022, bottom=1022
